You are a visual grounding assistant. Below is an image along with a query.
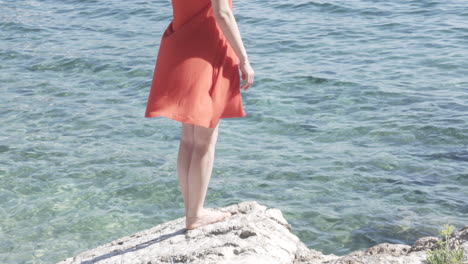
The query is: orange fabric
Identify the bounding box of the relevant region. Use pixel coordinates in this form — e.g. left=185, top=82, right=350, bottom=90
left=144, top=0, right=246, bottom=128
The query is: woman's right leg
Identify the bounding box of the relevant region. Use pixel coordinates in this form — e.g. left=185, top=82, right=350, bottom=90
left=186, top=122, right=219, bottom=217
left=185, top=122, right=231, bottom=229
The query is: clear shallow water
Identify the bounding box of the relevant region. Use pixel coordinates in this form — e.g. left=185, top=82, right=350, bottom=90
left=1, top=0, right=467, bottom=263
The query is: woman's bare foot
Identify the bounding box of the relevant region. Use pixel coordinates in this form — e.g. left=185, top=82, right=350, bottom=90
left=186, top=208, right=232, bottom=230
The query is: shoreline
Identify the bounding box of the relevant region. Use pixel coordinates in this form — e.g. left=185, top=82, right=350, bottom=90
left=58, top=201, right=468, bottom=264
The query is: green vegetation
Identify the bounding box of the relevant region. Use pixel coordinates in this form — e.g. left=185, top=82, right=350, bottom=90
left=425, top=224, right=465, bottom=264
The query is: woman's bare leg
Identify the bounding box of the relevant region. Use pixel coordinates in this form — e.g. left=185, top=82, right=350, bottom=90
left=185, top=122, right=231, bottom=229
left=186, top=122, right=219, bottom=216
left=177, top=123, right=195, bottom=216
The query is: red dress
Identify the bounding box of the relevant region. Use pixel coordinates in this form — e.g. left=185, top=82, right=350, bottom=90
left=144, top=0, right=246, bottom=128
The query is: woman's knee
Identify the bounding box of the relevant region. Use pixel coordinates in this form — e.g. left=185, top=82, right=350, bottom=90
left=180, top=123, right=195, bottom=145
left=193, top=125, right=219, bottom=149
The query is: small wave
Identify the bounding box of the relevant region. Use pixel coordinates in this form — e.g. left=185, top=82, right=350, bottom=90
left=272, top=1, right=355, bottom=14
left=1, top=21, right=46, bottom=33
left=25, top=56, right=111, bottom=73
left=294, top=75, right=358, bottom=87
left=423, top=151, right=468, bottom=162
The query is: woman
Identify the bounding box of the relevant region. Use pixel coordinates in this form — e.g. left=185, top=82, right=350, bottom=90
left=144, top=0, right=254, bottom=230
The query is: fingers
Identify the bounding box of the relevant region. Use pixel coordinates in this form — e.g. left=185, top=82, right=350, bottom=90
left=246, top=76, right=254, bottom=90
left=241, top=82, right=248, bottom=90
left=241, top=75, right=254, bottom=90
left=239, top=62, right=254, bottom=90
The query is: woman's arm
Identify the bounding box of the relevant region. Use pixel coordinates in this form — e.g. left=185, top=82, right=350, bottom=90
left=211, top=0, right=254, bottom=90
left=211, top=0, right=248, bottom=63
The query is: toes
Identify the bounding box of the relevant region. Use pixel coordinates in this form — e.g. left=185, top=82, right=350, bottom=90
left=185, top=209, right=231, bottom=230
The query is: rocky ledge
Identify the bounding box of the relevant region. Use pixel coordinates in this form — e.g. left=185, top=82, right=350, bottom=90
left=58, top=201, right=468, bottom=264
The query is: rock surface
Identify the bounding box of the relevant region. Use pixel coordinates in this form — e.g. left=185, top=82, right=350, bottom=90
left=58, top=201, right=468, bottom=264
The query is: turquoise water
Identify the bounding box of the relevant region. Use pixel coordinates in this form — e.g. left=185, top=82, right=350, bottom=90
left=1, top=0, right=467, bottom=263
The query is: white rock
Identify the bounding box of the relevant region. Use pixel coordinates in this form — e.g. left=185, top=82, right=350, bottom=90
left=57, top=201, right=468, bottom=264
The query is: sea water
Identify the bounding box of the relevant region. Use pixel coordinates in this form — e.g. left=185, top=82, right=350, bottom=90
left=0, top=0, right=467, bottom=263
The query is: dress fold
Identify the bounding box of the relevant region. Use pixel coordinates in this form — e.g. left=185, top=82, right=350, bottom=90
left=144, top=0, right=246, bottom=128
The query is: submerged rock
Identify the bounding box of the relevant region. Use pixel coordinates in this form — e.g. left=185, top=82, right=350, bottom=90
left=58, top=201, right=468, bottom=264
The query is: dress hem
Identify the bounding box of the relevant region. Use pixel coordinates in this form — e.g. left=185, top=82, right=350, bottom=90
left=144, top=111, right=247, bottom=128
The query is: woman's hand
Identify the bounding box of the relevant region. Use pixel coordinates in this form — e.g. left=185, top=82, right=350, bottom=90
left=240, top=60, right=254, bottom=90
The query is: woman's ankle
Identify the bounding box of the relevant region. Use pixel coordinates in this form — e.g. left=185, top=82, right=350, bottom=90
left=186, top=207, right=206, bottom=219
